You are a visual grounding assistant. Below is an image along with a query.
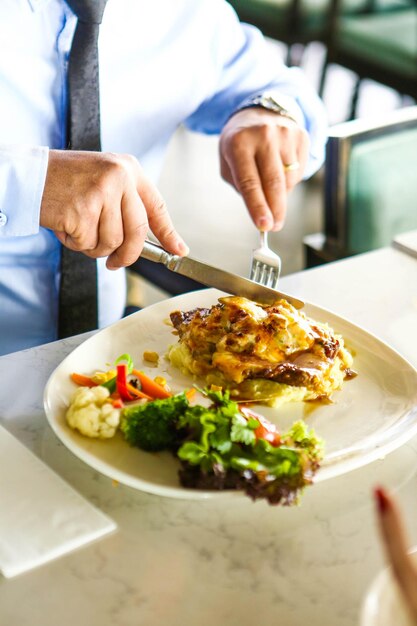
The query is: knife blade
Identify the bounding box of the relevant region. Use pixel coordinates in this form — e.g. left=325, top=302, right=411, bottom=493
left=139, top=240, right=304, bottom=309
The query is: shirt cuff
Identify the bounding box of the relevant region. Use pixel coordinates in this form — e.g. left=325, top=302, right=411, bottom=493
left=0, top=145, right=49, bottom=237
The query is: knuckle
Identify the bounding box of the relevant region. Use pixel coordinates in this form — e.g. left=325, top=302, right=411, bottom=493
left=72, top=237, right=92, bottom=252
left=154, top=198, right=168, bottom=216
left=120, top=152, right=140, bottom=167
left=73, top=184, right=106, bottom=218
left=85, top=187, right=104, bottom=212
left=98, top=153, right=138, bottom=185
left=98, top=152, right=124, bottom=176
left=155, top=225, right=176, bottom=242
left=258, top=123, right=276, bottom=141
left=148, top=196, right=168, bottom=218
left=277, top=124, right=291, bottom=137
left=67, top=239, right=83, bottom=252
left=106, top=156, right=129, bottom=180
left=250, top=203, right=269, bottom=217
left=131, top=220, right=149, bottom=240
left=228, top=131, right=250, bottom=154
left=104, top=235, right=124, bottom=252
left=263, top=174, right=285, bottom=191
left=238, top=176, right=259, bottom=195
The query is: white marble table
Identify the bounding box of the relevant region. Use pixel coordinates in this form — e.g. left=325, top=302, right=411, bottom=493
left=1, top=246, right=417, bottom=626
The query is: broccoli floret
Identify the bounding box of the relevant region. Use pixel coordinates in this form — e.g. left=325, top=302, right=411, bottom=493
left=121, top=393, right=189, bottom=451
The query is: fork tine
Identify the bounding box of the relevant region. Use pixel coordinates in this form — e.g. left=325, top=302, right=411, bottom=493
left=266, top=266, right=274, bottom=288
left=249, top=260, right=258, bottom=282
left=249, top=231, right=281, bottom=289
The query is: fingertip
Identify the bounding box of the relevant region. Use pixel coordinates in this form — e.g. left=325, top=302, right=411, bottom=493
left=106, top=255, right=122, bottom=271
left=272, top=220, right=284, bottom=232
left=176, top=239, right=190, bottom=257
left=166, top=236, right=189, bottom=256
left=374, top=486, right=390, bottom=514
left=256, top=216, right=273, bottom=231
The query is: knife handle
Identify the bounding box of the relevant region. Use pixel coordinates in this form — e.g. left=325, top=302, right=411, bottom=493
left=141, top=240, right=181, bottom=271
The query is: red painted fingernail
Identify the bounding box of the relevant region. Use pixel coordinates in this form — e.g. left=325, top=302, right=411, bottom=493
left=374, top=487, right=389, bottom=513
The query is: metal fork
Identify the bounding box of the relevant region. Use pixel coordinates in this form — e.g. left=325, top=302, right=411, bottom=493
left=249, top=231, right=281, bottom=289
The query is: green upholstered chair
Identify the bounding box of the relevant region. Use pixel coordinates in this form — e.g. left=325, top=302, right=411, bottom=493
left=228, top=0, right=386, bottom=65
left=319, top=0, right=417, bottom=118
left=303, top=106, right=417, bottom=267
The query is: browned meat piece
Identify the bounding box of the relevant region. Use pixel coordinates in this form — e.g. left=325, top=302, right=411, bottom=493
left=170, top=307, right=211, bottom=334
left=257, top=361, right=318, bottom=387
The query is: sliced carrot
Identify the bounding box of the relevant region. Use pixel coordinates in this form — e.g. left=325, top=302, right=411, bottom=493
left=126, top=382, right=153, bottom=401
left=132, top=369, right=172, bottom=399
left=71, top=372, right=97, bottom=387
left=185, top=388, right=196, bottom=401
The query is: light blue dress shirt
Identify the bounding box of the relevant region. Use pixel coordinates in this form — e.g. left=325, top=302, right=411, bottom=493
left=0, top=0, right=327, bottom=356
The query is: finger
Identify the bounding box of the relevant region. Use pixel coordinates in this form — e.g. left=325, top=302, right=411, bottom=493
left=374, top=486, right=417, bottom=614
left=54, top=231, right=67, bottom=246
left=135, top=173, right=188, bottom=257
left=278, top=127, right=303, bottom=192
left=54, top=229, right=99, bottom=253
left=106, top=189, right=148, bottom=270
left=88, top=205, right=124, bottom=259
left=220, top=154, right=234, bottom=187
left=255, top=144, right=287, bottom=231
left=295, top=129, right=310, bottom=180
left=226, top=147, right=273, bottom=231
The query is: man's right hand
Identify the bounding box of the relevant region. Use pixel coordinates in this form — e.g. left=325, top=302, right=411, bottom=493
left=40, top=150, right=188, bottom=269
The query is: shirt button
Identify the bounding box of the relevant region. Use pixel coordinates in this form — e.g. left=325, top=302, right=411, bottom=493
left=0, top=212, right=7, bottom=227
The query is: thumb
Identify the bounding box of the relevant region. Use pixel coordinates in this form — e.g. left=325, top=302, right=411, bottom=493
left=135, top=173, right=188, bottom=257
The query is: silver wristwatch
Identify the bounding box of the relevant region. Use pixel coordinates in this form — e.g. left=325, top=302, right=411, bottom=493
left=233, top=93, right=301, bottom=125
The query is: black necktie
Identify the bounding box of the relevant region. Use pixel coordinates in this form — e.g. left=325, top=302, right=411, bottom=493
left=58, top=0, right=108, bottom=339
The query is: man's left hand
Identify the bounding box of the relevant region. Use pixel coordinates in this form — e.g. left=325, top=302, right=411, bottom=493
left=219, top=108, right=309, bottom=231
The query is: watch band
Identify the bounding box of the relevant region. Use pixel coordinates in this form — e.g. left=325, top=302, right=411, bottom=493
left=231, top=93, right=302, bottom=126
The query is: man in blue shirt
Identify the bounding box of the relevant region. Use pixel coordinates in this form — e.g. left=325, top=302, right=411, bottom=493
left=0, top=0, right=327, bottom=355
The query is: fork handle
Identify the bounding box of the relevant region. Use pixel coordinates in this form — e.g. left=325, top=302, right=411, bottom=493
left=260, top=231, right=268, bottom=247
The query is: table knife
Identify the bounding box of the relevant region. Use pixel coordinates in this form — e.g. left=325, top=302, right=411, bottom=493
left=139, top=240, right=304, bottom=309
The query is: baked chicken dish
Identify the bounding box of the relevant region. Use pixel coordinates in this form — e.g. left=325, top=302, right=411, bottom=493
left=168, top=296, right=354, bottom=406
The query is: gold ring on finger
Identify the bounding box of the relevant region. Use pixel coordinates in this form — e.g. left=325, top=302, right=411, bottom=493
left=283, top=161, right=300, bottom=172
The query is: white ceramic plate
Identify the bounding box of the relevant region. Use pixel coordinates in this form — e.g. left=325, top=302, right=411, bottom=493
left=360, top=549, right=417, bottom=626
left=44, top=289, right=417, bottom=499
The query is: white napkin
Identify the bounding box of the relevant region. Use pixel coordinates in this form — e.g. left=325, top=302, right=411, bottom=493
left=0, top=424, right=117, bottom=578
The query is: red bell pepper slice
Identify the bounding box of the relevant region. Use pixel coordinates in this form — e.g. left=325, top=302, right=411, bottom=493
left=116, top=363, right=135, bottom=402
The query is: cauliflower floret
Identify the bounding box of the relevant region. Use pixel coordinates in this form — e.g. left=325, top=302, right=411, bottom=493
left=66, top=386, right=120, bottom=438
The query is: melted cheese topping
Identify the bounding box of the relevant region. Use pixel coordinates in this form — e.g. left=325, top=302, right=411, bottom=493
left=168, top=296, right=353, bottom=402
